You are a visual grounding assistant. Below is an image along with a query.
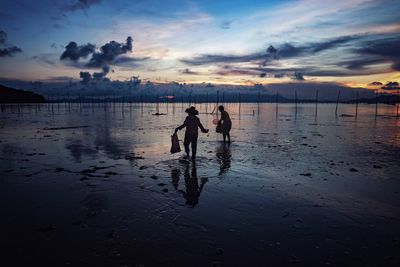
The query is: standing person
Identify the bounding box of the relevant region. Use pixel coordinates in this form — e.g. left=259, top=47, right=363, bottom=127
left=175, top=106, right=209, bottom=160
left=218, top=105, right=231, bottom=143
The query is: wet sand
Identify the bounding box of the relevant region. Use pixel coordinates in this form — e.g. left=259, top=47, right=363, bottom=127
left=1, top=103, right=399, bottom=266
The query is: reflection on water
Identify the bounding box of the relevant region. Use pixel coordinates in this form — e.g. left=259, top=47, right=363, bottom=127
left=171, top=160, right=208, bottom=207
left=216, top=142, right=231, bottom=176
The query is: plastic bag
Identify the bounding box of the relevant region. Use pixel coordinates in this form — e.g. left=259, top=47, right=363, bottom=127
left=170, top=132, right=181, bottom=154
left=216, top=121, right=223, bottom=133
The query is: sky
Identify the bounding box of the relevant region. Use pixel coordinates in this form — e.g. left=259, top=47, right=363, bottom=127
left=0, top=0, right=399, bottom=91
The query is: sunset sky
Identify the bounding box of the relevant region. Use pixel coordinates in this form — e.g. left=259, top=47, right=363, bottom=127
left=0, top=0, right=399, bottom=89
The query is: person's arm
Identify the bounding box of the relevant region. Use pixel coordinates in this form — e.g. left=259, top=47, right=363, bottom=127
left=175, top=118, right=187, bottom=132
left=198, top=118, right=209, bottom=133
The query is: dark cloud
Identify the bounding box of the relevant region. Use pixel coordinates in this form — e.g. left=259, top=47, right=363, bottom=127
left=0, top=30, right=22, bottom=57
left=46, top=76, right=75, bottom=82
left=381, top=81, right=399, bottom=90
left=87, top=36, right=133, bottom=67
left=292, top=72, right=305, bottom=81
left=60, top=42, right=95, bottom=61
left=79, top=71, right=92, bottom=85
left=92, top=65, right=110, bottom=80
left=111, top=55, right=150, bottom=66
left=181, top=35, right=360, bottom=66
left=0, top=46, right=22, bottom=57
left=356, top=35, right=400, bottom=71
left=80, top=65, right=111, bottom=84
left=339, top=58, right=385, bottom=70
left=60, top=37, right=134, bottom=68
left=369, top=81, right=383, bottom=86
left=0, top=30, right=7, bottom=44
left=181, top=53, right=265, bottom=66
left=63, top=0, right=102, bottom=13
left=220, top=21, right=232, bottom=30
left=181, top=68, right=199, bottom=75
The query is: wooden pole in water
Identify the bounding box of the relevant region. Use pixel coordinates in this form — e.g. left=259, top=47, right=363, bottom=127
left=397, top=88, right=399, bottom=117
left=315, top=89, right=318, bottom=117
left=335, top=90, right=340, bottom=116
left=141, top=94, right=144, bottom=113
left=355, top=90, right=359, bottom=117
left=295, top=89, right=298, bottom=115
left=375, top=91, right=378, bottom=117
left=173, top=93, right=175, bottom=115
left=239, top=93, right=241, bottom=119
left=156, top=94, right=159, bottom=114
left=275, top=89, right=278, bottom=116
left=51, top=95, right=54, bottom=113
left=216, top=90, right=219, bottom=117
left=206, top=92, right=209, bottom=114
left=113, top=94, right=116, bottom=112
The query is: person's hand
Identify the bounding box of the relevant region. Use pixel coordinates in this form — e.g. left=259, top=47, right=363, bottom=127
left=174, top=128, right=178, bottom=133
left=203, top=129, right=209, bottom=133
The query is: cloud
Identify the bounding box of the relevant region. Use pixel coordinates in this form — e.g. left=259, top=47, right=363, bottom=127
left=60, top=36, right=134, bottom=68
left=220, top=21, right=232, bottom=30
left=62, top=0, right=102, bottom=14
left=0, top=46, right=22, bottom=57
left=111, top=55, right=150, bottom=66
left=92, top=65, right=110, bottom=80
left=46, top=76, right=75, bottom=82
left=181, top=53, right=265, bottom=66
left=79, top=65, right=111, bottom=84
left=369, top=81, right=383, bottom=86
left=0, top=30, right=22, bottom=57
left=0, top=30, right=6, bottom=44
left=356, top=35, right=400, bottom=71
left=181, top=68, right=199, bottom=75
left=60, top=42, right=96, bottom=61
left=181, top=35, right=360, bottom=66
left=292, top=72, right=305, bottom=81
left=87, top=36, right=133, bottom=67
left=79, top=71, right=92, bottom=85
left=381, top=81, right=399, bottom=90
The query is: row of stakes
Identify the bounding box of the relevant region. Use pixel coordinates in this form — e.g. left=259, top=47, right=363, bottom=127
left=1, top=90, right=399, bottom=118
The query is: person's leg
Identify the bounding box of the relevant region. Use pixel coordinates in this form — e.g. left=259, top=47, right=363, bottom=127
left=222, top=133, right=226, bottom=142
left=227, top=132, right=231, bottom=143
left=191, top=139, right=197, bottom=159
left=184, top=136, right=190, bottom=157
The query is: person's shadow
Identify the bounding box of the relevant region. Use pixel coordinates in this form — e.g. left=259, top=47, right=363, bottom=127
left=216, top=143, right=231, bottom=176
left=171, top=162, right=208, bottom=207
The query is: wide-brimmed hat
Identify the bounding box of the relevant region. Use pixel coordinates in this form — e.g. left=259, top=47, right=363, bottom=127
left=185, top=106, right=199, bottom=115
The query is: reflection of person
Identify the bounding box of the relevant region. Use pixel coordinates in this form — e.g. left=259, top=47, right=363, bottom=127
left=216, top=143, right=231, bottom=176
left=172, top=163, right=208, bottom=207
left=218, top=105, right=231, bottom=143
left=175, top=106, right=209, bottom=160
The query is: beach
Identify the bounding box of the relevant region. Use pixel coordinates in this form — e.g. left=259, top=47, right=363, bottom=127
left=1, top=102, right=399, bottom=266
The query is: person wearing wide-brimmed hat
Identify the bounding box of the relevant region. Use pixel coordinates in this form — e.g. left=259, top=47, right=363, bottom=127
left=175, top=106, right=209, bottom=160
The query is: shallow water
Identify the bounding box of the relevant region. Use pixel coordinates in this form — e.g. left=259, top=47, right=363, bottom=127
left=1, top=103, right=399, bottom=266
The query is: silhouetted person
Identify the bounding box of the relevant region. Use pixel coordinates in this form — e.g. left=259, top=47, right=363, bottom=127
left=175, top=106, right=209, bottom=160
left=218, top=105, right=231, bottom=143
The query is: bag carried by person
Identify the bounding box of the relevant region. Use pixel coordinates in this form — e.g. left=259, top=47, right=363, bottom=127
left=216, top=121, right=223, bottom=133
left=170, top=132, right=181, bottom=154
